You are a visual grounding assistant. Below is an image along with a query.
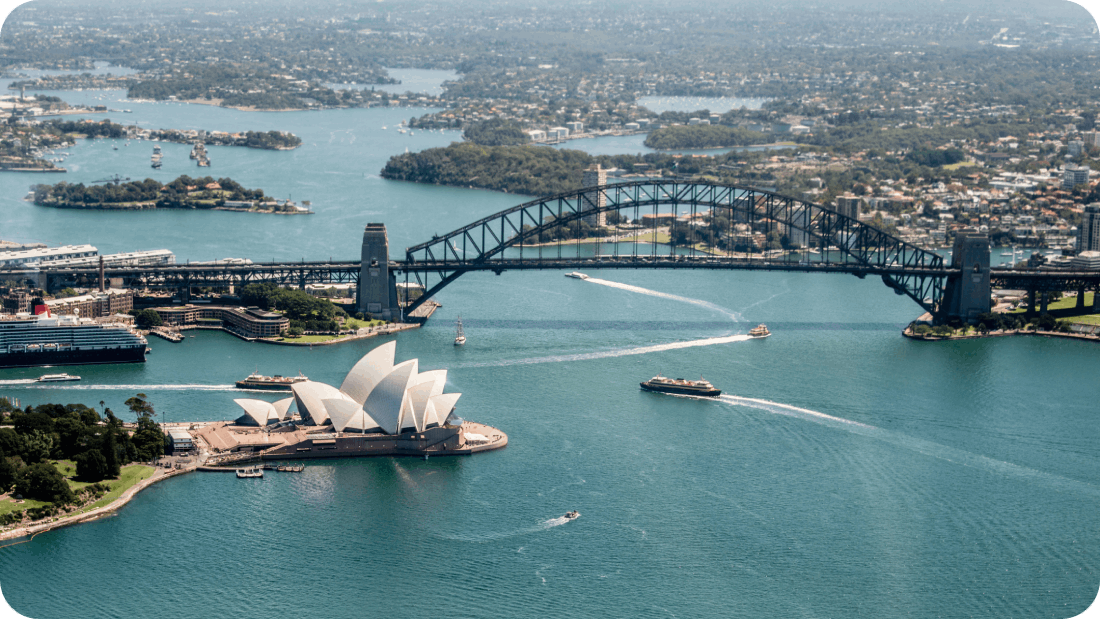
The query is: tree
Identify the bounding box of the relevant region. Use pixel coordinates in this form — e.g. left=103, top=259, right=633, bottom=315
left=101, top=429, right=120, bottom=478
left=74, top=449, right=109, bottom=482
left=125, top=393, right=155, bottom=418
left=15, top=463, right=75, bottom=504
left=131, top=416, right=164, bottom=461
left=133, top=309, right=163, bottom=329
left=0, top=458, right=18, bottom=493
left=286, top=326, right=304, bottom=337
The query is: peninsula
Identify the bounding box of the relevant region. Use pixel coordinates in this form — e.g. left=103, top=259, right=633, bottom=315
left=32, top=175, right=311, bottom=214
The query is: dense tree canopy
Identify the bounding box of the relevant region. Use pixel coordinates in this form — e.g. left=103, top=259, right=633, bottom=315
left=643, top=125, right=770, bottom=150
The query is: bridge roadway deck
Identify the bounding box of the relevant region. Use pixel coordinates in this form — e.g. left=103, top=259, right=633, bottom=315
left=14, top=259, right=1100, bottom=291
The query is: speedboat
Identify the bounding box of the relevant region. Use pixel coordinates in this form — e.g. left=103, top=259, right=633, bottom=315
left=37, top=373, right=81, bottom=382
left=565, top=271, right=589, bottom=280
left=564, top=511, right=580, bottom=519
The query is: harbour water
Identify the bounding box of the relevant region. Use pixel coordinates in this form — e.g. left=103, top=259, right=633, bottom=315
left=0, top=76, right=1099, bottom=618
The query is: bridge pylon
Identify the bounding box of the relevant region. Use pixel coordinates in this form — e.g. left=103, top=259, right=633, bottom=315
left=358, top=223, right=400, bottom=321
left=939, top=233, right=991, bottom=324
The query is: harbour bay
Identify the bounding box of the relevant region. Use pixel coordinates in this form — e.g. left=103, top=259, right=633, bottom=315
left=0, top=77, right=1098, bottom=618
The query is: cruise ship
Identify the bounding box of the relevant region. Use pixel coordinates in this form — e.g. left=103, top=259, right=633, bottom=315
left=0, top=312, right=148, bottom=368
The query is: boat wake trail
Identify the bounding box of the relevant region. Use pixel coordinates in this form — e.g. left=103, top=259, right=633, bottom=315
left=456, top=334, right=752, bottom=368
left=441, top=516, right=575, bottom=543
left=583, top=277, right=742, bottom=321
left=15, top=384, right=240, bottom=391
left=718, top=395, right=1100, bottom=498
left=0, top=379, right=35, bottom=385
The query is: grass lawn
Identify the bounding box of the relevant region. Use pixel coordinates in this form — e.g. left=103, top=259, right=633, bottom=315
left=70, top=465, right=155, bottom=515
left=619, top=231, right=671, bottom=244
left=0, top=463, right=155, bottom=520
left=1009, top=292, right=1094, bottom=314
left=0, top=497, right=49, bottom=516
left=343, top=318, right=386, bottom=330
left=1065, top=314, right=1100, bottom=326
left=944, top=160, right=978, bottom=171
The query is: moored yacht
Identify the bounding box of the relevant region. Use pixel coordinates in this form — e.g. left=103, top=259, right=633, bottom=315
left=454, top=316, right=466, bottom=346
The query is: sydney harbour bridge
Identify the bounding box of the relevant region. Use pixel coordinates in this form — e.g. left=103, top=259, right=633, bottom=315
left=25, top=180, right=1100, bottom=324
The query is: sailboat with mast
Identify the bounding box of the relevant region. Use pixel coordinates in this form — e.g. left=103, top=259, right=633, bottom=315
left=454, top=316, right=466, bottom=346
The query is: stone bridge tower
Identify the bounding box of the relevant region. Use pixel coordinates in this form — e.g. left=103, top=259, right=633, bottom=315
left=358, top=224, right=400, bottom=321
left=940, top=233, right=991, bottom=324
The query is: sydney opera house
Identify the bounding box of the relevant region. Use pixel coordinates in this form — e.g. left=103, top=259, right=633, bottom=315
left=194, top=341, right=506, bottom=461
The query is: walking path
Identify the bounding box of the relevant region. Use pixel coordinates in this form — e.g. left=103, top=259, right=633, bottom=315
left=0, top=466, right=193, bottom=543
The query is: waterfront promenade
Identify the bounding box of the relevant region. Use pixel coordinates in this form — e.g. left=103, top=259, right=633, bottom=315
left=0, top=464, right=193, bottom=543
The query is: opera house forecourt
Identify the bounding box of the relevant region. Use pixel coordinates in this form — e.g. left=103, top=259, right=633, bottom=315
left=194, top=341, right=506, bottom=462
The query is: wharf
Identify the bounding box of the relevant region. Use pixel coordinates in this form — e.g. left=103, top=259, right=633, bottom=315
left=147, top=327, right=183, bottom=342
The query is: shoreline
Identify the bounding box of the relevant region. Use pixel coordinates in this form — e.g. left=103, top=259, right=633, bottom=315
left=902, top=326, right=1100, bottom=343
left=0, top=466, right=190, bottom=542
left=34, top=202, right=312, bottom=215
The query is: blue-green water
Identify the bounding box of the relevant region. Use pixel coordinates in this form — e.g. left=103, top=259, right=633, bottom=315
left=0, top=80, right=1098, bottom=619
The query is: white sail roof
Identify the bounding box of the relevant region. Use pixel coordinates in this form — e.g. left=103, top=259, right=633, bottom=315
left=406, top=377, right=437, bottom=432
left=364, top=359, right=419, bottom=435
left=323, top=399, right=381, bottom=433
left=340, top=340, right=396, bottom=406
left=273, top=397, right=295, bottom=420
left=428, top=393, right=461, bottom=426
left=399, top=389, right=418, bottom=433
left=291, top=381, right=354, bottom=426
left=416, top=369, right=448, bottom=398
left=233, top=399, right=278, bottom=426
left=423, top=398, right=440, bottom=429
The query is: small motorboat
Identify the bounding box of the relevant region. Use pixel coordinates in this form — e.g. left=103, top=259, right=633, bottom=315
left=565, top=271, right=589, bottom=280
left=748, top=324, right=770, bottom=338
left=37, top=373, right=81, bottom=382
left=564, top=510, right=580, bottom=520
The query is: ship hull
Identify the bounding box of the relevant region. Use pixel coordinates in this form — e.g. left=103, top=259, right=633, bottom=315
left=0, top=347, right=146, bottom=369
left=639, top=382, right=721, bottom=397
left=235, top=381, right=299, bottom=391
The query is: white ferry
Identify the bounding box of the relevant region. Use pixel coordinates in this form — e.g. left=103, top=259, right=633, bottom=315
left=639, top=375, right=721, bottom=397
left=37, top=373, right=81, bottom=382
left=748, top=324, right=771, bottom=338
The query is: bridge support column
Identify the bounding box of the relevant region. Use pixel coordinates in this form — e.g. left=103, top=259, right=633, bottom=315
left=1026, top=289, right=1037, bottom=318
left=1077, top=287, right=1087, bottom=310
left=358, top=223, right=401, bottom=321
left=1094, top=287, right=1100, bottom=314
left=1040, top=292, right=1049, bottom=314
left=940, top=234, right=991, bottom=324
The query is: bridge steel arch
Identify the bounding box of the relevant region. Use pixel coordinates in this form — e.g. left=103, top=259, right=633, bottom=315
left=400, top=180, right=949, bottom=315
